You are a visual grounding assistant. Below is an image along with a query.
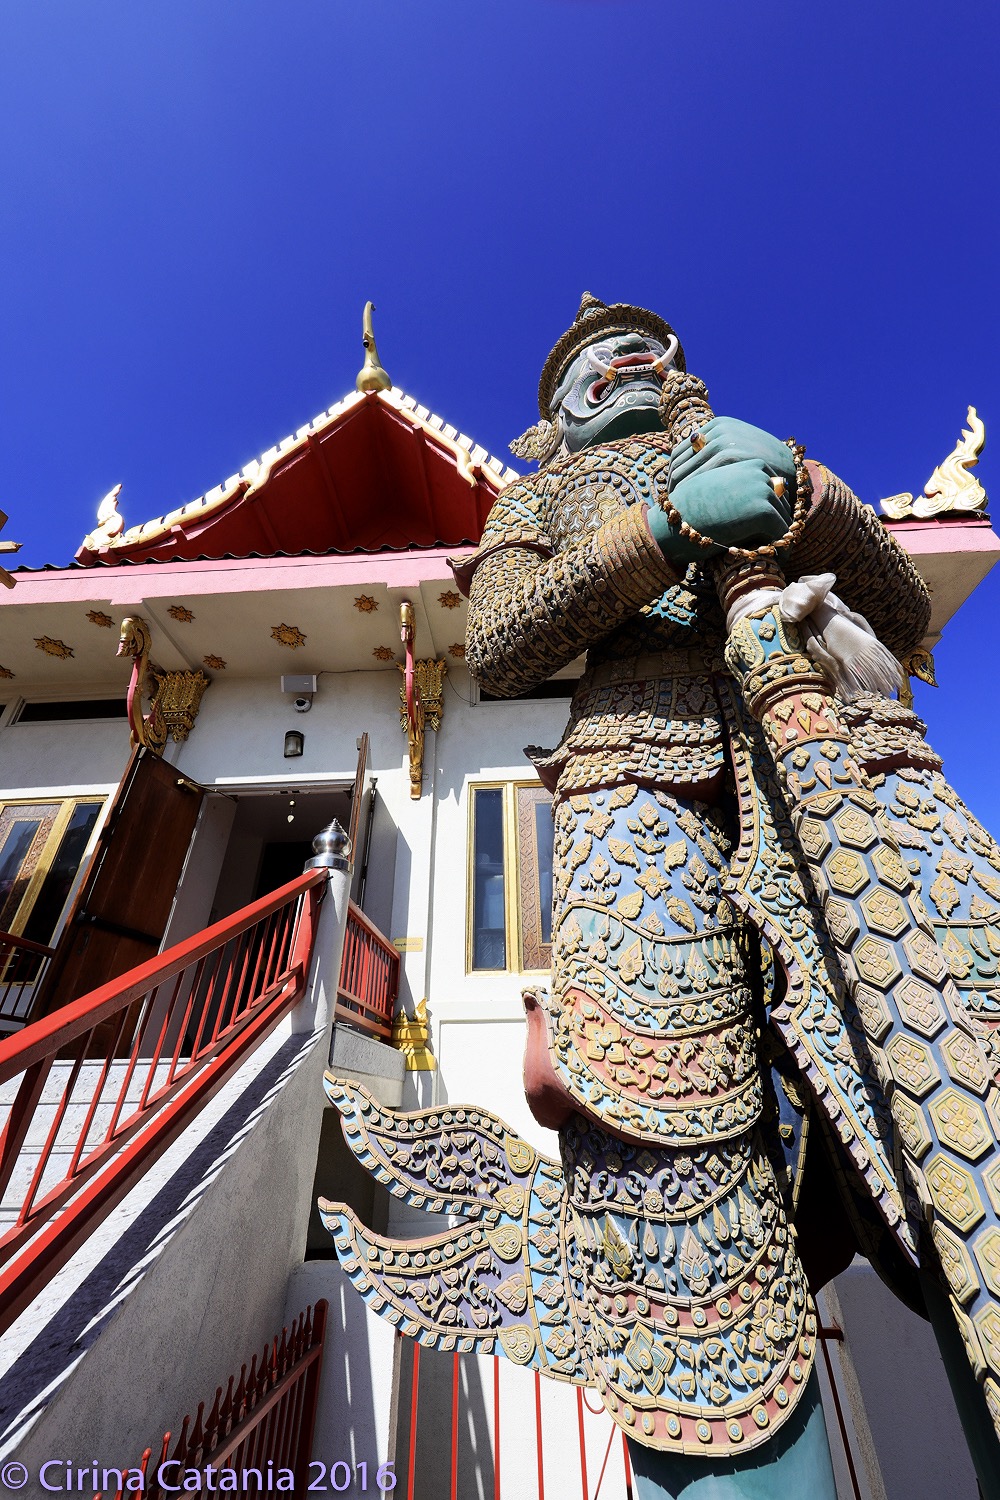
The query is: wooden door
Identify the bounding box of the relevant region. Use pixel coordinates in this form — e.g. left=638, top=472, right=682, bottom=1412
left=31, top=749, right=205, bottom=1017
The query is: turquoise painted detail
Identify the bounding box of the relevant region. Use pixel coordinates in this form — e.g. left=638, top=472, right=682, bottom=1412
left=627, top=1373, right=836, bottom=1500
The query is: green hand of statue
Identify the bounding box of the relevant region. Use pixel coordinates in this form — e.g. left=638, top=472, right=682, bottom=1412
left=668, top=416, right=797, bottom=492
left=646, top=459, right=793, bottom=565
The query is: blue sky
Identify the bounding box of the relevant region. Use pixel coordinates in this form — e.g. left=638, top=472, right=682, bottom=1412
left=1, top=1, right=998, bottom=813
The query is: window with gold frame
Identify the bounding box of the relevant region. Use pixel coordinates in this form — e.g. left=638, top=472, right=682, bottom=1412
left=0, top=797, right=104, bottom=945
left=467, top=781, right=554, bottom=974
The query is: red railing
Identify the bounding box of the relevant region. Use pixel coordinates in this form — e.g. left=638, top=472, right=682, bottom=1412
left=0, top=868, right=325, bottom=1335
left=96, top=1301, right=328, bottom=1500
left=0, top=930, right=55, bottom=1028
left=337, top=900, right=400, bottom=1041
left=399, top=1340, right=633, bottom=1500
left=397, top=1331, right=864, bottom=1500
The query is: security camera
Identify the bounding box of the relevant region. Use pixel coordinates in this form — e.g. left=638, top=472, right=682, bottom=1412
left=293, top=696, right=313, bottom=713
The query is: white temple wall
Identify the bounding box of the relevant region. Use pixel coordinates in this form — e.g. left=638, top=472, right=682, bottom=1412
left=169, top=669, right=408, bottom=795
left=0, top=713, right=130, bottom=797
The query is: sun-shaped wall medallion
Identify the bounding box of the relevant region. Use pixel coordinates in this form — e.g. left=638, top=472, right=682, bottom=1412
left=168, top=605, right=195, bottom=623
left=203, top=655, right=227, bottom=671
left=372, top=646, right=395, bottom=662
left=86, top=610, right=113, bottom=629
left=0, top=665, right=14, bottom=679
left=34, top=637, right=74, bottom=660
left=438, top=590, right=461, bottom=610
left=354, top=595, right=379, bottom=613
left=448, top=643, right=466, bottom=658
left=271, top=623, right=306, bottom=650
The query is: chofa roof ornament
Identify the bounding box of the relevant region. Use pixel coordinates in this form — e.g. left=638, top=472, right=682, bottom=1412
left=881, top=406, right=988, bottom=519
left=81, top=483, right=125, bottom=555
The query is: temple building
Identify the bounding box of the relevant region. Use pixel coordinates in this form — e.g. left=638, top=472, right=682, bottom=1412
left=0, top=321, right=997, bottom=1499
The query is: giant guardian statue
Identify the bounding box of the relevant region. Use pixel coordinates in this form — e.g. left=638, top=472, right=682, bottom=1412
left=322, top=295, right=1000, bottom=1498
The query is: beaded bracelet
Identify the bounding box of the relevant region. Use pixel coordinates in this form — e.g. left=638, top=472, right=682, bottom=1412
left=658, top=438, right=810, bottom=561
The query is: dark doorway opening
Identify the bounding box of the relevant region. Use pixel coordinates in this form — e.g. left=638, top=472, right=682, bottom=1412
left=254, top=839, right=316, bottom=899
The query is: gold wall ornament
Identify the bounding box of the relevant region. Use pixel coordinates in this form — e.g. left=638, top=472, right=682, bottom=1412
left=34, top=636, right=74, bottom=660
left=0, top=665, right=14, bottom=679
left=203, top=654, right=227, bottom=671
left=372, top=645, right=395, bottom=661
left=271, top=622, right=307, bottom=649
left=391, top=998, right=437, bottom=1070
left=881, top=407, right=988, bottom=519
left=397, top=600, right=446, bottom=798
left=413, top=658, right=446, bottom=728
left=899, top=646, right=938, bottom=710
left=448, top=643, right=466, bottom=658
left=167, top=604, right=195, bottom=623
left=81, top=483, right=125, bottom=553
left=156, top=669, right=210, bottom=742
left=438, top=590, right=462, bottom=610
left=86, top=610, right=113, bottom=628
left=354, top=594, right=379, bottom=613
left=355, top=301, right=392, bottom=394
left=118, top=616, right=210, bottom=751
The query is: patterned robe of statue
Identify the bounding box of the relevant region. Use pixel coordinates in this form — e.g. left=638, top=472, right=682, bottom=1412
left=321, top=430, right=1000, bottom=1459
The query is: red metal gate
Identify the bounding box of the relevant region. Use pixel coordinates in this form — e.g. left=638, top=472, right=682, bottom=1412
left=95, top=1301, right=328, bottom=1500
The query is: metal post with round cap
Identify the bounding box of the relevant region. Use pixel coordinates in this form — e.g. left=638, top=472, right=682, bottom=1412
left=291, top=820, right=353, bottom=1036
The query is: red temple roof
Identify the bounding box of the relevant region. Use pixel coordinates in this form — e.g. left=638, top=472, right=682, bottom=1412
left=75, top=387, right=518, bottom=567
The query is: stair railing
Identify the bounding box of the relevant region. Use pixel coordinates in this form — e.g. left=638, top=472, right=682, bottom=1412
left=337, top=901, right=400, bottom=1041
left=0, top=930, right=56, bottom=1029
left=0, top=867, right=326, bottom=1335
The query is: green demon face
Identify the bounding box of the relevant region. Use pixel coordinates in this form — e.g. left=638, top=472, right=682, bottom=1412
left=552, top=330, right=679, bottom=453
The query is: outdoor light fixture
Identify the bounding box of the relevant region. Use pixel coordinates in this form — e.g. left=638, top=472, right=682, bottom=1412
left=284, top=730, right=304, bottom=758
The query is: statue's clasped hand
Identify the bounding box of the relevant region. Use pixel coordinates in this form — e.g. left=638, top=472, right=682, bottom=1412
left=646, top=416, right=798, bottom=566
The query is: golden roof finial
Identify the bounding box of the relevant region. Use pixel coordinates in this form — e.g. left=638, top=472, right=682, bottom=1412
left=356, top=301, right=392, bottom=393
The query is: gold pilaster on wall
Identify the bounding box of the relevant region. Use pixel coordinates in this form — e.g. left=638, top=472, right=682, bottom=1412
left=398, top=599, right=446, bottom=798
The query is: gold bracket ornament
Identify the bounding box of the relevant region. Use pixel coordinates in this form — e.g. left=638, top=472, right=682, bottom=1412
left=156, top=670, right=210, bottom=742
left=391, top=998, right=437, bottom=1070
left=118, top=616, right=209, bottom=754
left=398, top=601, right=446, bottom=799
left=898, top=646, right=938, bottom=710
left=881, top=408, right=988, bottom=519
